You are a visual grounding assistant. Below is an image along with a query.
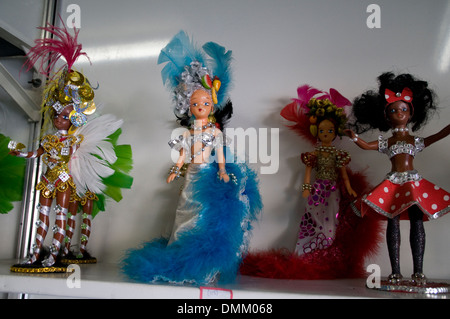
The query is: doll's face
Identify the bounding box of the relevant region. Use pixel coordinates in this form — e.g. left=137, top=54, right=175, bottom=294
left=317, top=119, right=336, bottom=144
left=190, top=89, right=213, bottom=120
left=387, top=101, right=411, bottom=127
left=53, top=106, right=73, bottom=131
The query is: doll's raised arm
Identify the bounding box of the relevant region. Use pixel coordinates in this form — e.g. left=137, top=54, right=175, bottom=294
left=344, top=129, right=378, bottom=151
left=423, top=124, right=450, bottom=148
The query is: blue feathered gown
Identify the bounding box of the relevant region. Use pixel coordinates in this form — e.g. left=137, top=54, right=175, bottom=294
left=121, top=156, right=262, bottom=285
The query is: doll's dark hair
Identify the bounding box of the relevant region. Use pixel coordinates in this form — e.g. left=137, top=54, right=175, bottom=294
left=349, top=72, right=437, bottom=134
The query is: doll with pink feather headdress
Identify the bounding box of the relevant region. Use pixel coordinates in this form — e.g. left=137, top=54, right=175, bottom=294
left=283, top=86, right=357, bottom=255
left=240, top=86, right=381, bottom=280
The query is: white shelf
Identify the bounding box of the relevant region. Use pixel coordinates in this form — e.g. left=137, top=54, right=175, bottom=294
left=1, top=259, right=449, bottom=299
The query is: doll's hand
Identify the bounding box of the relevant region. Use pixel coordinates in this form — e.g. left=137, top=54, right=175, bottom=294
left=344, top=129, right=357, bottom=139
left=8, top=150, right=20, bottom=157
left=220, top=173, right=230, bottom=183
left=166, top=173, right=178, bottom=184
left=347, top=187, right=357, bottom=197
left=217, top=168, right=230, bottom=183
left=302, top=190, right=310, bottom=198
left=344, top=129, right=360, bottom=144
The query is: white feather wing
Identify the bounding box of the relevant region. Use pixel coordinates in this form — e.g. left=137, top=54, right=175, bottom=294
left=69, top=114, right=123, bottom=196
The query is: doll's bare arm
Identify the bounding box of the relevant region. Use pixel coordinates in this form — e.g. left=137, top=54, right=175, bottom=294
left=340, top=166, right=357, bottom=197
left=423, top=124, right=450, bottom=148
left=215, top=131, right=229, bottom=183
left=302, top=165, right=313, bottom=198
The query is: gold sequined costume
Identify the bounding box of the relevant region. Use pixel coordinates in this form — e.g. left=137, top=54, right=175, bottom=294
left=36, top=131, right=83, bottom=198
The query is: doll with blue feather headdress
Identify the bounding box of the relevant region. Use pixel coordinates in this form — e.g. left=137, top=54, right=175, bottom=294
left=121, top=31, right=262, bottom=285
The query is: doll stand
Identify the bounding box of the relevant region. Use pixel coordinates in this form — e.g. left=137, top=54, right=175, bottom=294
left=61, top=251, right=97, bottom=265
left=10, top=262, right=73, bottom=274
left=368, top=278, right=450, bottom=294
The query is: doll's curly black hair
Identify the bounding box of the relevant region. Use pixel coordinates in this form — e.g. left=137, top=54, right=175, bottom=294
left=348, top=72, right=437, bottom=134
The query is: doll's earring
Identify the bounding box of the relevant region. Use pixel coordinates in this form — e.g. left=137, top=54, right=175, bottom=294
left=208, top=109, right=216, bottom=124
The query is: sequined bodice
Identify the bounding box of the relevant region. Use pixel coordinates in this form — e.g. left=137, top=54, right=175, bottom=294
left=190, top=130, right=215, bottom=148
left=168, top=125, right=227, bottom=163
left=301, top=146, right=351, bottom=182
left=316, top=152, right=339, bottom=181
left=41, top=131, right=82, bottom=181
left=378, top=136, right=425, bottom=159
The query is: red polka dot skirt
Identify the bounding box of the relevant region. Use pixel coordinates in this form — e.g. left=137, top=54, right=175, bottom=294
left=352, top=178, right=450, bottom=220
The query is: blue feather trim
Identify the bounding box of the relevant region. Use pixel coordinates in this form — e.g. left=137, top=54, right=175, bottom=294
left=158, top=30, right=205, bottom=88
left=202, top=42, right=232, bottom=108
left=158, top=31, right=233, bottom=112
left=121, top=160, right=262, bottom=285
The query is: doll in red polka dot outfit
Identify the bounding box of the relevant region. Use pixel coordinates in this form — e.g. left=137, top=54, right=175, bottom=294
left=346, top=72, right=450, bottom=285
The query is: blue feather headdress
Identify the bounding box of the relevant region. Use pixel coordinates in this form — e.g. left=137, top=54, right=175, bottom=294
left=158, top=31, right=232, bottom=117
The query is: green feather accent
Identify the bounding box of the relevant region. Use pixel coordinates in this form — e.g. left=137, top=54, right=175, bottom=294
left=111, top=144, right=133, bottom=174
left=90, top=128, right=134, bottom=218
left=0, top=134, right=26, bottom=214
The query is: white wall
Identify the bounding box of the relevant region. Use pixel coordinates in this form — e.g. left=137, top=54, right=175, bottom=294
left=6, top=0, right=450, bottom=279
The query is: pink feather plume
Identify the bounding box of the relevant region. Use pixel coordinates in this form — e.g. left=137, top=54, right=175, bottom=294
left=280, top=85, right=326, bottom=144
left=24, top=18, right=90, bottom=76
left=280, top=85, right=351, bottom=145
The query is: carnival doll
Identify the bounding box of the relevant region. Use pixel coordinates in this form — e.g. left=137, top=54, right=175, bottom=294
left=8, top=21, right=110, bottom=272
left=9, top=90, right=85, bottom=272
left=346, top=72, right=450, bottom=285
left=289, top=86, right=357, bottom=255
left=239, top=86, right=381, bottom=280
left=122, top=31, right=262, bottom=285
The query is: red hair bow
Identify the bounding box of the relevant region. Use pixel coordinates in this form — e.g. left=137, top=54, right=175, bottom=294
left=384, top=87, right=413, bottom=105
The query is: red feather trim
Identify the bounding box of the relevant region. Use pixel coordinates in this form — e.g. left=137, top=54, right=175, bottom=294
left=24, top=18, right=90, bottom=76
left=280, top=100, right=317, bottom=144
left=240, top=170, right=383, bottom=279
